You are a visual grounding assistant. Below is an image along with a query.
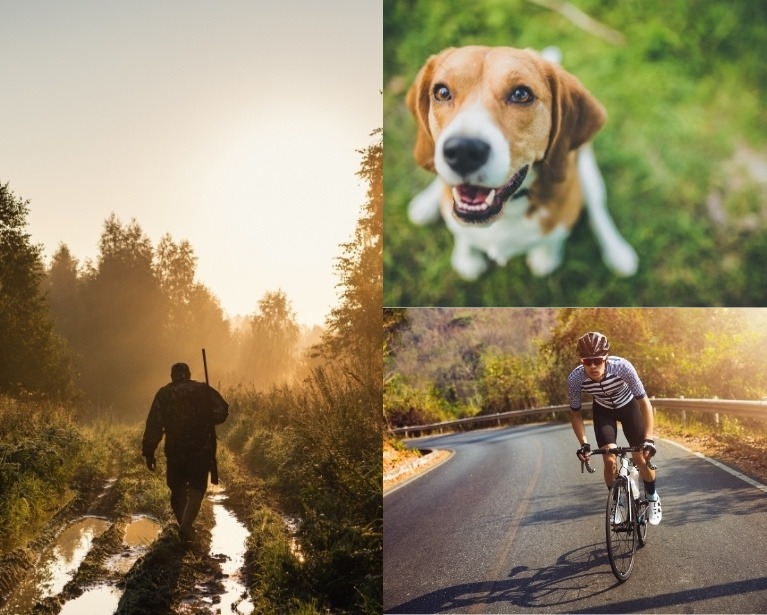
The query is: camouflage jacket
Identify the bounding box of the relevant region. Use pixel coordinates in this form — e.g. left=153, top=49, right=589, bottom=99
left=142, top=379, right=228, bottom=460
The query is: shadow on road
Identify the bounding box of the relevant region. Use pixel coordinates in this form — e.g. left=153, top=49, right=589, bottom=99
left=658, top=454, right=766, bottom=527
left=385, top=543, right=619, bottom=613
left=568, top=576, right=767, bottom=613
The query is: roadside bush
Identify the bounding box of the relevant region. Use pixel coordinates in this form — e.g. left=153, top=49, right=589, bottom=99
left=384, top=373, right=452, bottom=427
left=0, top=397, right=84, bottom=552
left=479, top=353, right=547, bottom=415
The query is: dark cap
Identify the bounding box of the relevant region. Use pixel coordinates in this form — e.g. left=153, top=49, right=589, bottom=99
left=171, top=363, right=191, bottom=381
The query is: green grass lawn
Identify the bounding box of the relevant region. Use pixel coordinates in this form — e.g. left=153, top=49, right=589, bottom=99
left=383, top=0, right=767, bottom=307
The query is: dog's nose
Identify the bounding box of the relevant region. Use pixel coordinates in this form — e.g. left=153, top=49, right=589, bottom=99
left=443, top=137, right=490, bottom=175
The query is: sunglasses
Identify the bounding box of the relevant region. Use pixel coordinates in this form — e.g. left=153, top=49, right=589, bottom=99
left=581, top=356, right=607, bottom=367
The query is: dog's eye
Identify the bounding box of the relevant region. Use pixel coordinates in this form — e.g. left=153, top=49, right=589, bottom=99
left=508, top=86, right=534, bottom=104
left=433, top=84, right=452, bottom=102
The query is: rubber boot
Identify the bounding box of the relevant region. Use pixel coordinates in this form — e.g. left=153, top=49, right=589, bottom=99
left=179, top=488, right=205, bottom=541
left=170, top=490, right=186, bottom=526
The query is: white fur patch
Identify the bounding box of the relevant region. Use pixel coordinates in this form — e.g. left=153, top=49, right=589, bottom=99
left=433, top=102, right=511, bottom=187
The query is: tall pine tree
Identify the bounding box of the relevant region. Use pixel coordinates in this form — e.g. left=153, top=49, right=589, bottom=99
left=319, top=129, right=382, bottom=389
left=0, top=182, right=76, bottom=398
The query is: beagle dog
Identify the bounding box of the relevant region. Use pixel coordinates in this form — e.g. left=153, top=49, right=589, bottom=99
left=406, top=46, right=638, bottom=280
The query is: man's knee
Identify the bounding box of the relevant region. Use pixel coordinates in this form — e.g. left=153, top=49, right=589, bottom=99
left=601, top=445, right=617, bottom=471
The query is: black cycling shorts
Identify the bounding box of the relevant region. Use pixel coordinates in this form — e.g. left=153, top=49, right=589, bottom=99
left=592, top=397, right=644, bottom=449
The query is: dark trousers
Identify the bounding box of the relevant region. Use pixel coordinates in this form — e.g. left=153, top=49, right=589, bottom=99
left=166, top=454, right=210, bottom=523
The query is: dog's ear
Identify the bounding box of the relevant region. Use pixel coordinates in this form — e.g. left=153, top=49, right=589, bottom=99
left=406, top=53, right=443, bottom=172
left=541, top=63, right=606, bottom=183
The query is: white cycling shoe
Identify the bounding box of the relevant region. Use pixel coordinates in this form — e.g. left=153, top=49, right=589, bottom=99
left=648, top=494, right=662, bottom=525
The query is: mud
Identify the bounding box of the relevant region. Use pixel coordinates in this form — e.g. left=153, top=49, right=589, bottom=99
left=0, top=476, right=256, bottom=615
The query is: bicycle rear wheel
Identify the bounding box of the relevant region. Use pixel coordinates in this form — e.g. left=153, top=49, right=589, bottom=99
left=605, top=479, right=636, bottom=582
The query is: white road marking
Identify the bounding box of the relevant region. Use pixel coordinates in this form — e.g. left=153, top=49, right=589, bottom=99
left=661, top=437, right=767, bottom=494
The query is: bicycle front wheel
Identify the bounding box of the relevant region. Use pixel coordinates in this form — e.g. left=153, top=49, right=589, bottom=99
left=636, top=497, right=649, bottom=547
left=605, top=479, right=636, bottom=582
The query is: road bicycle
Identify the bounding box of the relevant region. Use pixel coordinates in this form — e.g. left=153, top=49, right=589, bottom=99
left=581, top=446, right=657, bottom=582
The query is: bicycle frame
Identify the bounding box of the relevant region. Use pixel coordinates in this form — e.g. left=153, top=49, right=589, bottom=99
left=581, top=445, right=657, bottom=488
left=581, top=446, right=657, bottom=582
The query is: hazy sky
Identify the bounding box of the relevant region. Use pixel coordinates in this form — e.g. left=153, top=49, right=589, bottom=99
left=1, top=1, right=381, bottom=326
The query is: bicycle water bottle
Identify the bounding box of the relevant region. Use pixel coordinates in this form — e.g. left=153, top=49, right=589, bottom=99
left=628, top=463, right=640, bottom=499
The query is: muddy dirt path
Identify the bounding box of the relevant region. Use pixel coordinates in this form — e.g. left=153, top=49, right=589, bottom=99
left=0, top=480, right=254, bottom=615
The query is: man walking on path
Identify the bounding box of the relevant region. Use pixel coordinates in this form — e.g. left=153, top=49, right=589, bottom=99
left=142, top=362, right=229, bottom=541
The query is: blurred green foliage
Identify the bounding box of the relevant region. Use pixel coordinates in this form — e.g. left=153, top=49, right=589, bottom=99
left=384, top=0, right=767, bottom=306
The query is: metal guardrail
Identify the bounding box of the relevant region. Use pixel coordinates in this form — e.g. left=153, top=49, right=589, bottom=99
left=389, top=397, right=767, bottom=438
left=651, top=397, right=767, bottom=419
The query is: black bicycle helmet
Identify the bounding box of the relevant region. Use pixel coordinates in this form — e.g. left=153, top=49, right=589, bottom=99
left=577, top=332, right=610, bottom=357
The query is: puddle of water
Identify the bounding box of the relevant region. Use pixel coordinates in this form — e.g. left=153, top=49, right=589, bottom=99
left=58, top=584, right=122, bottom=615
left=283, top=516, right=306, bottom=564
left=0, top=517, right=111, bottom=615
left=123, top=515, right=161, bottom=547
left=105, top=515, right=162, bottom=574
left=58, top=516, right=161, bottom=614
left=209, top=494, right=255, bottom=615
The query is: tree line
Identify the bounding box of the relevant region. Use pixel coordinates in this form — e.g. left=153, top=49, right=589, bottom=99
left=1, top=182, right=317, bottom=421
left=384, top=307, right=767, bottom=427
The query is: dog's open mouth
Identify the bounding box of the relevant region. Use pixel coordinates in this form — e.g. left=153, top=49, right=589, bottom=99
left=451, top=165, right=529, bottom=224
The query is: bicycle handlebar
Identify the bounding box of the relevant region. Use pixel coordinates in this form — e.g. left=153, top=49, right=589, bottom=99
left=580, top=445, right=657, bottom=474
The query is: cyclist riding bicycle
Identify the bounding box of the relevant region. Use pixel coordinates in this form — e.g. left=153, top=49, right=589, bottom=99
left=568, top=332, right=662, bottom=525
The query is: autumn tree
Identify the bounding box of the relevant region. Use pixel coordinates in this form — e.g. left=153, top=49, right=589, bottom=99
left=0, top=182, right=76, bottom=398
left=541, top=308, right=767, bottom=402
left=383, top=308, right=408, bottom=374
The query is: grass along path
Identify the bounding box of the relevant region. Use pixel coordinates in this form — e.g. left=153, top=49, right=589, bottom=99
left=0, top=433, right=309, bottom=614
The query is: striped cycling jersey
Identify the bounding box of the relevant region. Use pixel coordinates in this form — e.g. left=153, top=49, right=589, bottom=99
left=568, top=356, right=647, bottom=411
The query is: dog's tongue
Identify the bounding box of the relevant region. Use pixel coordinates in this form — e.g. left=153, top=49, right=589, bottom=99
left=454, top=185, right=495, bottom=206
left=451, top=166, right=529, bottom=224
left=455, top=184, right=495, bottom=205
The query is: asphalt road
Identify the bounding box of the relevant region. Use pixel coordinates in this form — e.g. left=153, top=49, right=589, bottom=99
left=384, top=423, right=767, bottom=614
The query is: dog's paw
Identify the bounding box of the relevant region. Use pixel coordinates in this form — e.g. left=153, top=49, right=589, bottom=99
left=408, top=179, right=443, bottom=226
left=526, top=243, right=564, bottom=277
left=451, top=248, right=488, bottom=281
left=408, top=194, right=441, bottom=226
left=603, top=240, right=639, bottom=277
